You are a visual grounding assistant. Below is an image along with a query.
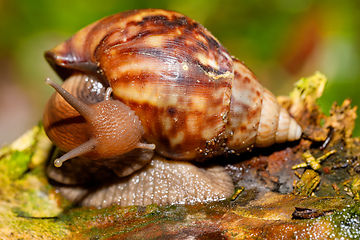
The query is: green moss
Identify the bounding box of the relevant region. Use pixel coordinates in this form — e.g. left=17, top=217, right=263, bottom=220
left=0, top=124, right=69, bottom=239
left=324, top=202, right=360, bottom=239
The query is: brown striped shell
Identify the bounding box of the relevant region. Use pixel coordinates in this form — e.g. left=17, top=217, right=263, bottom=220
left=44, top=9, right=302, bottom=207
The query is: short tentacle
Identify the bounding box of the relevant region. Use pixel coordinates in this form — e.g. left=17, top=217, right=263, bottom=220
left=53, top=138, right=96, bottom=167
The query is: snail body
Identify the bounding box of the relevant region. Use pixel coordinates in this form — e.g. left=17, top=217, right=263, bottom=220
left=44, top=77, right=155, bottom=168
left=44, top=9, right=302, bottom=207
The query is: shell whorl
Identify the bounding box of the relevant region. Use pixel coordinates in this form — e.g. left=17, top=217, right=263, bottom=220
left=255, top=89, right=302, bottom=147
left=225, top=59, right=301, bottom=153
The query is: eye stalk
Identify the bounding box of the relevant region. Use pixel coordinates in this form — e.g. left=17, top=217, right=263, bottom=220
left=45, top=78, right=155, bottom=167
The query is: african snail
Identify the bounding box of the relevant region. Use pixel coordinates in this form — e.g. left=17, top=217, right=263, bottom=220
left=43, top=9, right=302, bottom=208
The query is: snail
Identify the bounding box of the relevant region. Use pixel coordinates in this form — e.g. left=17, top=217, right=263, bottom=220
left=44, top=9, right=302, bottom=208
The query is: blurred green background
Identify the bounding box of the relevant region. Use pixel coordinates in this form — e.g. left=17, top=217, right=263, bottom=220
left=0, top=0, right=359, bottom=145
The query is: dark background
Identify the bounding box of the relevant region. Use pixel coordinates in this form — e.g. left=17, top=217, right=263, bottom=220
left=1, top=0, right=359, bottom=145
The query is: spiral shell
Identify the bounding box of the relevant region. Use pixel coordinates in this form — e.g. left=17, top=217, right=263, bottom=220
left=45, top=9, right=301, bottom=161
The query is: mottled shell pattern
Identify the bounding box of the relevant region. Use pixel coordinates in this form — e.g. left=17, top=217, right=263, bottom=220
left=45, top=9, right=301, bottom=162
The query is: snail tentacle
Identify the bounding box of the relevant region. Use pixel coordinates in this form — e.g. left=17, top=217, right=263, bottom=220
left=45, top=77, right=95, bottom=120
left=54, top=138, right=96, bottom=167
left=136, top=142, right=156, bottom=150
left=105, top=87, right=113, bottom=101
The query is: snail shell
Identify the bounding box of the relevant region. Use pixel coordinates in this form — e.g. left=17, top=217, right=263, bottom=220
left=44, top=9, right=302, bottom=207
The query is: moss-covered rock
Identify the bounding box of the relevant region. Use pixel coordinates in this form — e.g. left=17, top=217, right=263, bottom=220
left=1, top=73, right=360, bottom=239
